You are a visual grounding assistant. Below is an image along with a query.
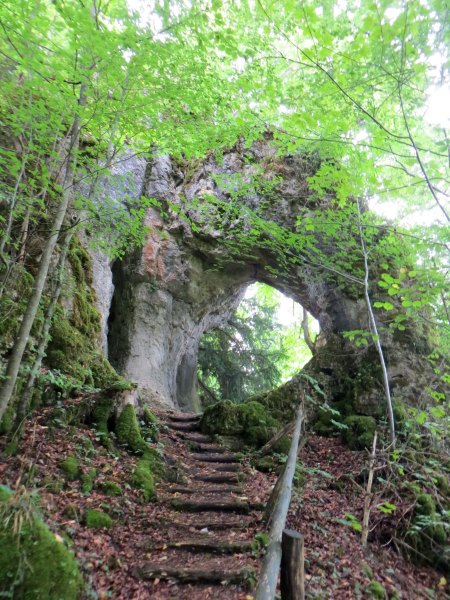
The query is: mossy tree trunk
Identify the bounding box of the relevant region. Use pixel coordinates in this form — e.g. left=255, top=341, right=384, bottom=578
left=14, top=226, right=76, bottom=431
left=0, top=85, right=86, bottom=423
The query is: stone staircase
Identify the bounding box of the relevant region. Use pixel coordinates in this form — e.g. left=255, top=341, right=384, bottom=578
left=136, top=412, right=264, bottom=597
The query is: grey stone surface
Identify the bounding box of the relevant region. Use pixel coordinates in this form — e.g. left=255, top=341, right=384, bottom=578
left=88, top=144, right=433, bottom=413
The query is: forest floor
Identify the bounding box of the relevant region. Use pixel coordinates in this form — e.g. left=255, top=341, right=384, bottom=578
left=0, top=402, right=447, bottom=599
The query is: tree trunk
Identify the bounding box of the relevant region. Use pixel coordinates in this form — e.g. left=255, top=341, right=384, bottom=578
left=357, top=199, right=395, bottom=446
left=13, top=226, right=75, bottom=432
left=301, top=308, right=315, bottom=354
left=0, top=85, right=86, bottom=423
left=361, top=430, right=377, bottom=547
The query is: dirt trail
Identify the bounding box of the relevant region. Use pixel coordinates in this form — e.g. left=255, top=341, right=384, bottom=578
left=135, top=411, right=266, bottom=599
left=0, top=406, right=446, bottom=599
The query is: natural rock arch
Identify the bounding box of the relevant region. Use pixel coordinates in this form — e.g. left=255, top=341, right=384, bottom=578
left=104, top=143, right=431, bottom=415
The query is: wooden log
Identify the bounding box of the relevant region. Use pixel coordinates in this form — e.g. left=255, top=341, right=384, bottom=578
left=181, top=433, right=213, bottom=443
left=254, top=403, right=304, bottom=600
left=193, top=453, right=238, bottom=462
left=194, top=474, right=239, bottom=484
left=169, top=421, right=200, bottom=432
left=169, top=414, right=201, bottom=423
left=213, top=463, right=240, bottom=472
left=263, top=462, right=287, bottom=524
left=171, top=498, right=249, bottom=513
left=165, top=538, right=254, bottom=554
left=280, top=529, right=305, bottom=600
left=168, top=519, right=250, bottom=530
left=193, top=444, right=227, bottom=453
left=137, top=564, right=255, bottom=584
left=167, top=485, right=242, bottom=495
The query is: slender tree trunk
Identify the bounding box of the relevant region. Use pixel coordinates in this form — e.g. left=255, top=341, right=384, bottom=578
left=0, top=85, right=86, bottom=423
left=301, top=307, right=315, bottom=353
left=13, top=226, right=75, bottom=432
left=361, top=430, right=377, bottom=547
left=356, top=199, right=395, bottom=446
left=17, top=205, right=31, bottom=263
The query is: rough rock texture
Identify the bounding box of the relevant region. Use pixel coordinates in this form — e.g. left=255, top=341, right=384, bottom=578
left=92, top=142, right=433, bottom=412
left=83, top=152, right=147, bottom=352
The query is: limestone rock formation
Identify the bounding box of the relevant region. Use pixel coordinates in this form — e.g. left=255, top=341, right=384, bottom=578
left=88, top=142, right=433, bottom=415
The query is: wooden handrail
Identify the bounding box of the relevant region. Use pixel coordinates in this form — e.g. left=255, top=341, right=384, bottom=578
left=254, top=403, right=304, bottom=600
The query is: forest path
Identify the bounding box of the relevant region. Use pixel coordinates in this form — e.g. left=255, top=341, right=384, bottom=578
left=136, top=411, right=266, bottom=599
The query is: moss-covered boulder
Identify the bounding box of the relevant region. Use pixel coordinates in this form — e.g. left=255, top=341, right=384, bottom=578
left=342, top=415, right=376, bottom=450
left=200, top=399, right=278, bottom=449
left=116, top=404, right=147, bottom=453
left=405, top=493, right=449, bottom=571
left=84, top=509, right=113, bottom=529
left=0, top=490, right=82, bottom=599
left=201, top=400, right=243, bottom=436
left=59, top=455, right=80, bottom=481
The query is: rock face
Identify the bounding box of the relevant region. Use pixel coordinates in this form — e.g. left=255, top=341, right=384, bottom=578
left=91, top=142, right=432, bottom=413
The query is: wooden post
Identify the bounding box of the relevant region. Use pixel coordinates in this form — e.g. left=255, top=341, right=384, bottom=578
left=280, top=529, right=305, bottom=600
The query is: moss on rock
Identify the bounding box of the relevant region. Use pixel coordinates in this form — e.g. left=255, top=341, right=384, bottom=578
left=116, top=404, right=147, bottom=453
left=59, top=455, right=80, bottom=481
left=131, top=459, right=156, bottom=501
left=405, top=492, right=449, bottom=570
left=0, top=492, right=82, bottom=599
left=342, top=415, right=376, bottom=450
left=141, top=406, right=159, bottom=442
left=84, top=509, right=113, bottom=529
left=201, top=400, right=243, bottom=436
left=200, top=399, right=278, bottom=449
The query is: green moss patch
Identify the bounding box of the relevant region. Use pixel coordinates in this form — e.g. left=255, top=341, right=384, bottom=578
left=84, top=509, right=113, bottom=529
left=59, top=455, right=80, bottom=481
left=200, top=399, right=278, bottom=449
left=81, top=468, right=96, bottom=494
left=342, top=415, right=376, bottom=450
left=405, top=492, right=449, bottom=570
left=131, top=459, right=156, bottom=501
left=116, top=404, right=147, bottom=453
left=0, top=493, right=82, bottom=599
left=141, top=406, right=159, bottom=442
left=103, top=481, right=122, bottom=496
